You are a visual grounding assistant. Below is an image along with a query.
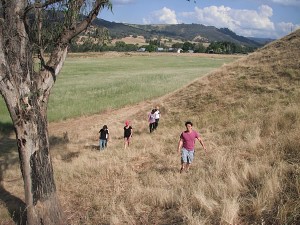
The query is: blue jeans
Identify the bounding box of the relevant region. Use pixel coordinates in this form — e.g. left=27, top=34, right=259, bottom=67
left=99, top=139, right=107, bottom=150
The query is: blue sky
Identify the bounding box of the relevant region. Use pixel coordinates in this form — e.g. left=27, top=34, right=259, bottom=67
left=99, top=0, right=300, bottom=39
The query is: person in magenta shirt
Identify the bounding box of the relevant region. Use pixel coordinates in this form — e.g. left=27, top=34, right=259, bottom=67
left=177, top=121, right=207, bottom=173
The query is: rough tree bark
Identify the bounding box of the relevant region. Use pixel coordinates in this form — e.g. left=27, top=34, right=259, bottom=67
left=0, top=0, right=110, bottom=224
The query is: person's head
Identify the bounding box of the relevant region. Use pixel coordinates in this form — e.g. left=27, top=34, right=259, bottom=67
left=156, top=106, right=159, bottom=110
left=103, top=125, right=108, bottom=130
left=125, top=120, right=129, bottom=126
left=151, top=109, right=156, bottom=114
left=185, top=121, right=193, bottom=131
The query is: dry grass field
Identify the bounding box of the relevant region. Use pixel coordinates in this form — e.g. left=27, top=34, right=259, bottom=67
left=111, top=35, right=147, bottom=45
left=0, top=30, right=300, bottom=224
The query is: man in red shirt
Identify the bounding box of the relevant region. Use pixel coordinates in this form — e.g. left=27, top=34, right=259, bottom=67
left=177, top=121, right=207, bottom=173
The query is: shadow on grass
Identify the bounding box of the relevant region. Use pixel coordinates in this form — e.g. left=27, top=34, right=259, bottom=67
left=83, top=144, right=100, bottom=151
left=0, top=122, right=26, bottom=224
left=0, top=123, right=73, bottom=224
left=0, top=123, right=87, bottom=222
left=0, top=153, right=26, bottom=225
left=61, top=151, right=80, bottom=162
left=0, top=122, right=14, bottom=136
left=0, top=122, right=15, bottom=154
left=0, top=186, right=27, bottom=225
left=49, top=132, right=83, bottom=162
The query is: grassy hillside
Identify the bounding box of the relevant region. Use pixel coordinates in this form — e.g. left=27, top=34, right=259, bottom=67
left=0, top=30, right=299, bottom=224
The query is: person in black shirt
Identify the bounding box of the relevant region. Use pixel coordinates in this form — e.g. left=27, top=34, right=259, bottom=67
left=124, top=121, right=133, bottom=149
left=99, top=125, right=109, bottom=150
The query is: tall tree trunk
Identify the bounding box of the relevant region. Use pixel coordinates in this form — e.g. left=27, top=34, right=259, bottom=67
left=13, top=95, right=64, bottom=224
left=1, top=1, right=110, bottom=224
left=0, top=1, right=65, bottom=222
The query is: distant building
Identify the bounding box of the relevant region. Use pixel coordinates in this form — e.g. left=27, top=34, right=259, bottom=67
left=137, top=48, right=146, bottom=52
left=177, top=48, right=183, bottom=53
left=157, top=47, right=164, bottom=52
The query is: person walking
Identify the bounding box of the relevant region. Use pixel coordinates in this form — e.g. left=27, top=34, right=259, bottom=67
left=148, top=109, right=156, bottom=133
left=177, top=121, right=207, bottom=173
left=124, top=120, right=133, bottom=149
left=154, top=106, right=160, bottom=130
left=99, top=125, right=109, bottom=150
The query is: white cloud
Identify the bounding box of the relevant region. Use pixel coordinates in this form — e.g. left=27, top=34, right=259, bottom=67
left=194, top=6, right=235, bottom=28
left=181, top=5, right=277, bottom=37
left=144, top=7, right=178, bottom=24
left=258, top=5, right=273, bottom=18
left=141, top=4, right=299, bottom=38
left=276, top=22, right=300, bottom=37
left=142, top=18, right=151, bottom=24
left=269, top=0, right=300, bottom=6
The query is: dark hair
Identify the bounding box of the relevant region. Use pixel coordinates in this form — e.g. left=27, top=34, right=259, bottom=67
left=103, top=125, right=108, bottom=129
left=185, top=121, right=193, bottom=126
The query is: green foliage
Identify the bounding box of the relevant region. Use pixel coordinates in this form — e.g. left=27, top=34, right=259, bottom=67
left=207, top=41, right=256, bottom=54
left=70, top=40, right=139, bottom=52
left=182, top=41, right=194, bottom=51
left=114, top=41, right=138, bottom=52
left=145, top=44, right=156, bottom=52
left=194, top=43, right=206, bottom=53
left=149, top=39, right=161, bottom=47
left=172, top=42, right=183, bottom=49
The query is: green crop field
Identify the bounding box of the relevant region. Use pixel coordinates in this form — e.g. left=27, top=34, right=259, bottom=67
left=0, top=53, right=239, bottom=124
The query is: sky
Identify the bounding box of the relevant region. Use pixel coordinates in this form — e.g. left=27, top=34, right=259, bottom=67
left=99, top=0, right=300, bottom=39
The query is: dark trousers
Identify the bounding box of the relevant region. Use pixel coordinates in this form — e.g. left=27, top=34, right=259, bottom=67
left=149, top=123, right=155, bottom=133
left=154, top=119, right=159, bottom=129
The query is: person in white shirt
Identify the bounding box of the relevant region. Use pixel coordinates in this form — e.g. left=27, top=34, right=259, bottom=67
left=154, top=106, right=160, bottom=130
left=148, top=109, right=156, bottom=133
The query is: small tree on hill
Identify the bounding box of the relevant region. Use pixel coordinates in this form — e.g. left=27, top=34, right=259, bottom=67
left=0, top=0, right=111, bottom=224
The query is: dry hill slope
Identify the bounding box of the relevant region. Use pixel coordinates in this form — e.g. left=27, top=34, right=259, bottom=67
left=1, top=31, right=299, bottom=225
left=160, top=30, right=300, bottom=223
left=164, top=29, right=300, bottom=116
left=46, top=30, right=300, bottom=224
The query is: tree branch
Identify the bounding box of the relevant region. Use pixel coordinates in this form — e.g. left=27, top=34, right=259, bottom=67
left=39, top=1, right=111, bottom=92
left=24, top=0, right=63, bottom=17
left=60, top=0, right=110, bottom=43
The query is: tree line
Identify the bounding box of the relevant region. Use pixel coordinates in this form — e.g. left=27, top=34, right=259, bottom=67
left=70, top=37, right=256, bottom=54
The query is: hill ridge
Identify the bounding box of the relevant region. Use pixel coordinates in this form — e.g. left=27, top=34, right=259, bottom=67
left=164, top=29, right=300, bottom=110
left=92, top=19, right=267, bottom=47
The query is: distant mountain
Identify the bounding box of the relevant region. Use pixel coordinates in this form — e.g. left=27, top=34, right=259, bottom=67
left=92, top=19, right=264, bottom=48
left=246, top=37, right=276, bottom=45
left=219, top=28, right=261, bottom=47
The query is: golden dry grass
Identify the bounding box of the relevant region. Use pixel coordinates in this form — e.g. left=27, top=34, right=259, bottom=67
left=1, top=30, right=300, bottom=224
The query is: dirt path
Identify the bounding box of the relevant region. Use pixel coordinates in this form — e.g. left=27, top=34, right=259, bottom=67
left=48, top=75, right=210, bottom=147
left=48, top=99, right=158, bottom=147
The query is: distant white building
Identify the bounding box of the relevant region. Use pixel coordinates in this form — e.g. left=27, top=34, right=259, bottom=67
left=137, top=48, right=146, bottom=52
left=177, top=48, right=183, bottom=53
left=157, top=47, right=164, bottom=52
